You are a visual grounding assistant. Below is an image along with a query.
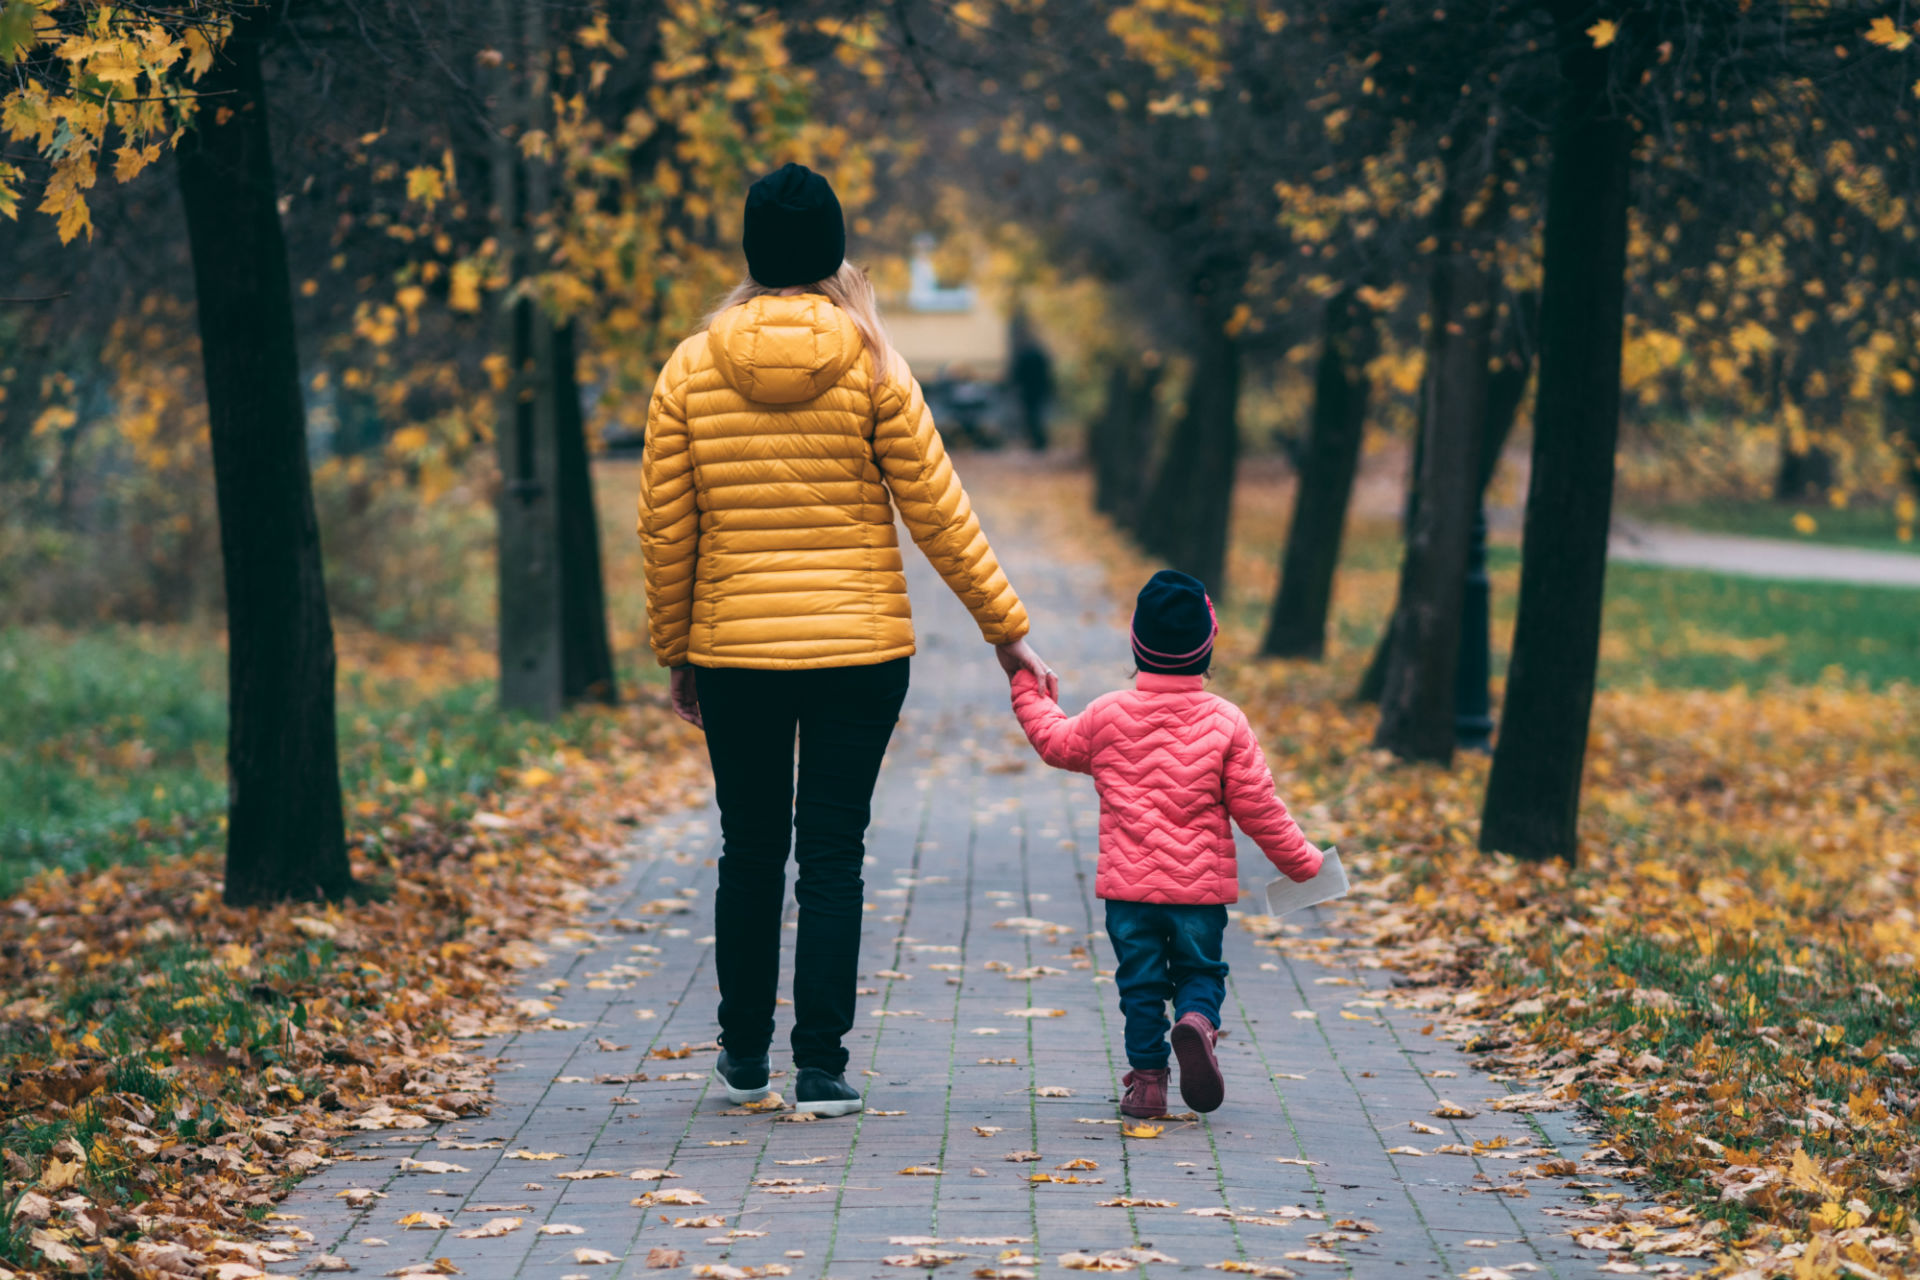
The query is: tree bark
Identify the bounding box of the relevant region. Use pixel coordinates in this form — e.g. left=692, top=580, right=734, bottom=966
left=1453, top=290, right=1537, bottom=750
left=1479, top=20, right=1633, bottom=860
left=1373, top=244, right=1492, bottom=764
left=1262, top=291, right=1377, bottom=659
left=554, top=318, right=619, bottom=705
left=1090, top=362, right=1131, bottom=517
left=1137, top=325, right=1240, bottom=595
left=491, top=0, right=566, bottom=718
left=175, top=11, right=352, bottom=905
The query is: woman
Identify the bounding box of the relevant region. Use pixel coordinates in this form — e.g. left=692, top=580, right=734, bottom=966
left=638, top=163, right=1055, bottom=1116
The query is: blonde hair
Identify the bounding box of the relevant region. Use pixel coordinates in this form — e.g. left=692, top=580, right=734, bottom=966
left=705, top=261, right=896, bottom=385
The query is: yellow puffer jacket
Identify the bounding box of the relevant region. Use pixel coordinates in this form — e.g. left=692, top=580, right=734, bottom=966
left=638, top=293, right=1030, bottom=670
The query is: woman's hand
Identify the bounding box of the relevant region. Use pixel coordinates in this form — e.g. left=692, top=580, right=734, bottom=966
left=670, top=666, right=703, bottom=728
left=995, top=637, right=1058, bottom=700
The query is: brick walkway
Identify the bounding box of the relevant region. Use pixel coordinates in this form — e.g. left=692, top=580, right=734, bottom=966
left=282, top=477, right=1672, bottom=1280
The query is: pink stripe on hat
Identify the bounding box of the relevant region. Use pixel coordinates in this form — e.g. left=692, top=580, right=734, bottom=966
left=1130, top=595, right=1218, bottom=663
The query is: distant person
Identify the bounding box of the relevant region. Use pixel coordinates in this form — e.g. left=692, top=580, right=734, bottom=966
left=1007, top=570, right=1324, bottom=1118
left=1008, top=322, right=1054, bottom=451
left=637, top=162, right=1058, bottom=1118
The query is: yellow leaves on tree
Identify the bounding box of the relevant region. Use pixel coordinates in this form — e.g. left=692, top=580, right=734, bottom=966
left=0, top=1, right=233, bottom=242
left=1586, top=19, right=1618, bottom=49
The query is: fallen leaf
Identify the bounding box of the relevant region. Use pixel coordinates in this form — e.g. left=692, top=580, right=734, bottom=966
left=398, top=1159, right=467, bottom=1175
left=453, top=1217, right=521, bottom=1239
left=646, top=1248, right=684, bottom=1269
left=396, top=1212, right=453, bottom=1231
left=899, top=1165, right=944, bottom=1176
left=572, top=1249, right=620, bottom=1265
left=539, top=1225, right=587, bottom=1236
left=1121, top=1122, right=1163, bottom=1139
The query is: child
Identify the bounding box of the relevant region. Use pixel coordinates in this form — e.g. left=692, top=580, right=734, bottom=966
left=1009, top=570, right=1322, bottom=1117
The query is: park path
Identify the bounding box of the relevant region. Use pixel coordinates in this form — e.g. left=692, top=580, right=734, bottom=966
left=279, top=469, right=1676, bottom=1280
left=1608, top=519, right=1920, bottom=588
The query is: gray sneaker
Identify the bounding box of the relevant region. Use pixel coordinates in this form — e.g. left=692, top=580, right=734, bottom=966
left=712, top=1049, right=771, bottom=1104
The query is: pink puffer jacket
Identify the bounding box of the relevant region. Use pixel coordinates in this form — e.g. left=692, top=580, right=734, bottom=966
left=1011, top=670, right=1321, bottom=905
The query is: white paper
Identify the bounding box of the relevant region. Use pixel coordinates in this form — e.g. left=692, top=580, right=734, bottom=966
left=1263, top=846, right=1349, bottom=916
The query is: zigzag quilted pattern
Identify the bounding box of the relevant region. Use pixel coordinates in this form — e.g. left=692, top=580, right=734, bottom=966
left=638, top=294, right=1029, bottom=670
left=1011, top=669, right=1322, bottom=905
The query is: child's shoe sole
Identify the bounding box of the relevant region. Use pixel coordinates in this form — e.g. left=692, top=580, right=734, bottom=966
left=1170, top=1021, right=1225, bottom=1113
left=712, top=1065, right=772, bottom=1105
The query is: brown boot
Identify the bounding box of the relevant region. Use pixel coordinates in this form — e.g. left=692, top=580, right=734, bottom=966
left=1118, top=1067, right=1170, bottom=1119
left=1171, top=1012, right=1224, bottom=1113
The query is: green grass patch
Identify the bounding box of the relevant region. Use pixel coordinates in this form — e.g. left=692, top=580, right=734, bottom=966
left=0, top=625, right=664, bottom=894
left=1623, top=498, right=1918, bottom=555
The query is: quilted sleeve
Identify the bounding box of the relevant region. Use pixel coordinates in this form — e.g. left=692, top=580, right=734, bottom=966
left=1010, top=670, right=1093, bottom=774
left=873, top=358, right=1030, bottom=646
left=1223, top=706, right=1322, bottom=882
left=638, top=346, right=697, bottom=667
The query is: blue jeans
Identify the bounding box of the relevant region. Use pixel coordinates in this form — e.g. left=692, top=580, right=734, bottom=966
left=1104, top=900, right=1229, bottom=1070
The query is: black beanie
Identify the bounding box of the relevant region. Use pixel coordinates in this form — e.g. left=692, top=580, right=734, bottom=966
left=742, top=163, right=846, bottom=288
left=1130, top=570, right=1217, bottom=675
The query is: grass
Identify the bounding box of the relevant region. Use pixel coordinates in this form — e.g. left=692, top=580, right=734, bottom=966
left=1222, top=518, right=1919, bottom=693
left=1622, top=497, right=1918, bottom=554
left=0, top=624, right=667, bottom=895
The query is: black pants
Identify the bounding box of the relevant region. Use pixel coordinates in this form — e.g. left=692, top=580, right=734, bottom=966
left=695, top=658, right=909, bottom=1073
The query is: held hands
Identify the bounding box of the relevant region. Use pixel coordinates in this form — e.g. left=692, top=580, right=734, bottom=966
left=669, top=666, right=703, bottom=728
left=995, top=636, right=1059, bottom=701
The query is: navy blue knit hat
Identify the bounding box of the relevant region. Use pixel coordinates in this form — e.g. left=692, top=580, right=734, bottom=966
left=742, top=163, right=845, bottom=288
left=1131, top=570, right=1217, bottom=675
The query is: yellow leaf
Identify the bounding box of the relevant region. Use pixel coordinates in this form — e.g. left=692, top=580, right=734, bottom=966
left=1791, top=512, right=1817, bottom=535
left=1587, top=19, right=1618, bottom=48
left=1864, top=16, right=1912, bottom=50
left=1120, top=1122, right=1163, bottom=1139
left=405, top=165, right=445, bottom=209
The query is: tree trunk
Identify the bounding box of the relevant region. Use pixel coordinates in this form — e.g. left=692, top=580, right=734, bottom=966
left=1355, top=287, right=1442, bottom=704
left=175, top=12, right=352, bottom=906
left=1138, top=326, right=1240, bottom=595
left=1090, top=362, right=1131, bottom=517
left=1113, top=363, right=1162, bottom=530
left=1479, top=20, right=1633, bottom=860
left=1773, top=440, right=1834, bottom=502
left=1373, top=246, right=1492, bottom=764
left=491, top=0, right=566, bottom=717
left=1453, top=290, right=1537, bottom=750
left=1262, top=291, right=1377, bottom=658
left=554, top=319, right=619, bottom=705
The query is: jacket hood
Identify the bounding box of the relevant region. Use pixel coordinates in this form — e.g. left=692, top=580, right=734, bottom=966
left=706, top=294, right=866, bottom=404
